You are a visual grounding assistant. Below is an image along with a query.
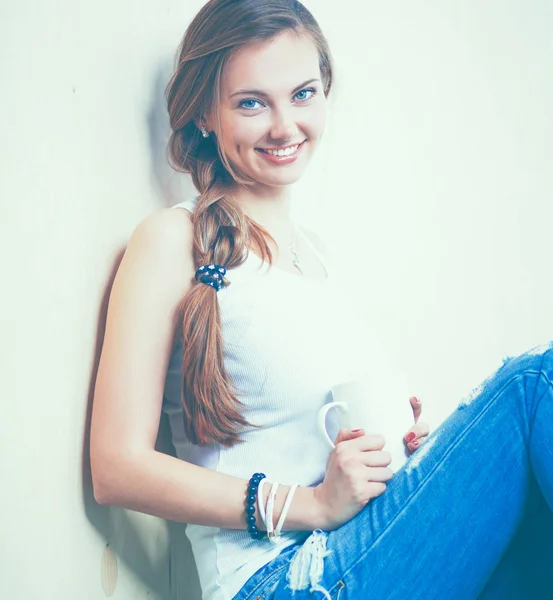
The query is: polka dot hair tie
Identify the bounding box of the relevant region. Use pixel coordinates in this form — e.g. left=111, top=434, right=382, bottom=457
left=194, top=264, right=227, bottom=292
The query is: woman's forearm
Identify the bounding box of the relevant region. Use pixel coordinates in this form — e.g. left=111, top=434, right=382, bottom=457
left=93, top=449, right=325, bottom=531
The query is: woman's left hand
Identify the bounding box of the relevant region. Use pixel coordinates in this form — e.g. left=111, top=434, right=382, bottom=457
left=404, top=396, right=430, bottom=454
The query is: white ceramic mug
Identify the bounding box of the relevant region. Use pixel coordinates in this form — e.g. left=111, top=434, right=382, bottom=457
left=317, top=378, right=413, bottom=472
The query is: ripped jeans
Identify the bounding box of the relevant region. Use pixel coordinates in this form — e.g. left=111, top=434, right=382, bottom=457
left=232, top=342, right=553, bottom=600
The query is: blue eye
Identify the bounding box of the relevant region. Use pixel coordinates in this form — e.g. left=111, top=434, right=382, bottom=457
left=239, top=99, right=262, bottom=110
left=294, top=88, right=317, bottom=102
left=238, top=87, right=317, bottom=110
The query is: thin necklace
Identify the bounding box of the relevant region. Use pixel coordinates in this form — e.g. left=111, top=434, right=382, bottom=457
left=288, top=226, right=303, bottom=274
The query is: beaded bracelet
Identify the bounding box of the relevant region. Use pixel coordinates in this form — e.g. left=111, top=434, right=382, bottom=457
left=244, top=472, right=266, bottom=540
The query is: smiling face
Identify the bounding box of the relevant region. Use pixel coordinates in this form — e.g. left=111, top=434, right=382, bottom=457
left=207, top=30, right=327, bottom=190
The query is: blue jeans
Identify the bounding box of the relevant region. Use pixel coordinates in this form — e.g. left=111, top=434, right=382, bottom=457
left=233, top=342, right=553, bottom=600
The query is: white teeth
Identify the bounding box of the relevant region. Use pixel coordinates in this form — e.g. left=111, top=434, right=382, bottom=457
left=265, top=144, right=299, bottom=156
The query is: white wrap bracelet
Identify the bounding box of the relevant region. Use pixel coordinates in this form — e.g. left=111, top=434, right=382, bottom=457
left=265, top=482, right=279, bottom=539
left=272, top=483, right=298, bottom=542
left=257, top=477, right=268, bottom=526
left=256, top=480, right=299, bottom=542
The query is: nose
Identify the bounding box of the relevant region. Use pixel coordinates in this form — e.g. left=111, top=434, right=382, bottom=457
left=268, top=106, right=297, bottom=143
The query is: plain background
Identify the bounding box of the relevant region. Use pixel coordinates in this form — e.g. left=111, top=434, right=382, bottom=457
left=2, top=0, right=552, bottom=598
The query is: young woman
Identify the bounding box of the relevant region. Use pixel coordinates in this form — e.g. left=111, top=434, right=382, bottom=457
left=90, top=1, right=553, bottom=599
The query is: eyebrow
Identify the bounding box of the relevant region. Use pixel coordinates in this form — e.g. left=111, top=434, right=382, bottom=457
left=229, top=78, right=321, bottom=99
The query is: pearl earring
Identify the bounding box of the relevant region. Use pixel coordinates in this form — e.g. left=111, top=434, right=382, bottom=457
left=200, top=126, right=209, bottom=138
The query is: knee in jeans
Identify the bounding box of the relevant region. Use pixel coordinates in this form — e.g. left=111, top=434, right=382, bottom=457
left=457, top=341, right=553, bottom=410
left=457, top=354, right=515, bottom=410
left=525, top=341, right=553, bottom=383
left=525, top=341, right=553, bottom=358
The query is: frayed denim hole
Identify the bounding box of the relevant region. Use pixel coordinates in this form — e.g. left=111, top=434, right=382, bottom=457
left=404, top=434, right=439, bottom=474
left=458, top=361, right=505, bottom=410
left=458, top=342, right=553, bottom=411
left=525, top=341, right=553, bottom=357
left=286, top=529, right=332, bottom=599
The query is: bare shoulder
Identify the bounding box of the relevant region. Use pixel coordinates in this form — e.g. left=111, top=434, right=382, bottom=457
left=130, top=206, right=193, bottom=257
left=122, top=207, right=195, bottom=302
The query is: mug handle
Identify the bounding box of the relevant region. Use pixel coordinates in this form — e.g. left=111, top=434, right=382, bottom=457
left=317, top=401, right=348, bottom=450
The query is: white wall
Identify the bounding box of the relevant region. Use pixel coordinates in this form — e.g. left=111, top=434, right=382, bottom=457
left=298, top=0, right=553, bottom=428
left=2, top=1, right=551, bottom=598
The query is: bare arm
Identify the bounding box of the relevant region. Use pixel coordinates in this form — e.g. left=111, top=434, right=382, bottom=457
left=89, top=208, right=323, bottom=531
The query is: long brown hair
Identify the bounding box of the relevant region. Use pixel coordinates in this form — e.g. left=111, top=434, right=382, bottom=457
left=165, top=0, right=334, bottom=446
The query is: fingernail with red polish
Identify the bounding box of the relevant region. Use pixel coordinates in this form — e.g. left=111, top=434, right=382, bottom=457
left=406, top=432, right=416, bottom=442
left=412, top=440, right=420, bottom=447
left=352, top=429, right=362, bottom=433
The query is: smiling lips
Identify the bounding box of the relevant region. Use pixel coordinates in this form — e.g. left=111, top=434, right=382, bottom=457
left=256, top=140, right=306, bottom=157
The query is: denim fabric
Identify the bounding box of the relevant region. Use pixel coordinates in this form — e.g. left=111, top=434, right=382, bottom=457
left=231, top=543, right=301, bottom=600
left=233, top=343, right=553, bottom=600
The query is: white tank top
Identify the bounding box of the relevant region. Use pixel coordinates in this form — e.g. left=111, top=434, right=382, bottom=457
left=162, top=195, right=362, bottom=600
